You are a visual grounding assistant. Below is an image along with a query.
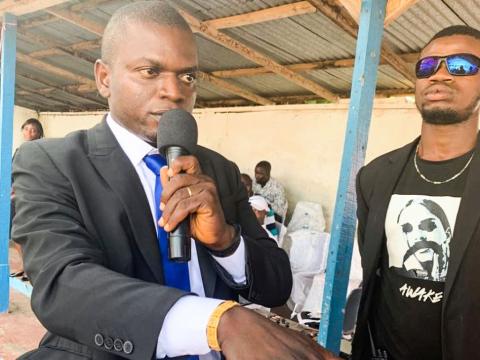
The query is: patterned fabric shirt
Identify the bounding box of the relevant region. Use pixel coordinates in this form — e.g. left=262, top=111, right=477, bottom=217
left=253, top=177, right=287, bottom=219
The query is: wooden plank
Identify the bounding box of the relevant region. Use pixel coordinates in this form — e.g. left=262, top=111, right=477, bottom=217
left=17, top=74, right=106, bottom=106
left=179, top=10, right=339, bottom=102
left=198, top=71, right=275, bottom=105
left=0, top=0, right=69, bottom=16
left=307, top=0, right=358, bottom=37
left=308, top=0, right=416, bottom=83
left=0, top=12, right=17, bottom=313
left=336, top=0, right=360, bottom=23
left=46, top=8, right=105, bottom=36
left=385, top=0, right=420, bottom=26
left=20, top=0, right=111, bottom=29
left=203, top=1, right=316, bottom=29
left=17, top=85, right=87, bottom=111
left=19, top=29, right=99, bottom=62
left=16, top=52, right=96, bottom=86
left=319, top=0, right=387, bottom=353
left=27, top=46, right=97, bottom=63
left=338, top=0, right=421, bottom=26
left=212, top=52, right=419, bottom=78
left=20, top=14, right=57, bottom=29
left=69, top=39, right=101, bottom=51
left=195, top=88, right=414, bottom=107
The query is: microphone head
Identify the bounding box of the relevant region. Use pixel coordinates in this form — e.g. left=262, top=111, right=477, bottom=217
left=157, top=109, right=198, bottom=155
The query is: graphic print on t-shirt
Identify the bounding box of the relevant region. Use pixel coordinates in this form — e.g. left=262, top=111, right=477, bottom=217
left=385, top=194, right=460, bottom=282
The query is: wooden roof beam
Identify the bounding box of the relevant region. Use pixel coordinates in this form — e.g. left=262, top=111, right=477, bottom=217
left=179, top=9, right=339, bottom=102
left=198, top=71, right=275, bottom=105
left=337, top=0, right=420, bottom=26
left=19, top=30, right=100, bottom=61
left=203, top=1, right=316, bottom=29
left=17, top=73, right=106, bottom=107
left=17, top=86, right=87, bottom=111
left=384, top=0, right=421, bottom=26
left=197, top=88, right=414, bottom=107
left=19, top=0, right=111, bottom=28
left=0, top=0, right=69, bottom=17
left=17, top=52, right=97, bottom=87
left=212, top=52, right=419, bottom=78
left=46, top=8, right=104, bottom=35
left=307, top=0, right=416, bottom=83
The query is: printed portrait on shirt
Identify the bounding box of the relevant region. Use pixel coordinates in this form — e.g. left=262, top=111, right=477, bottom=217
left=385, top=195, right=460, bottom=282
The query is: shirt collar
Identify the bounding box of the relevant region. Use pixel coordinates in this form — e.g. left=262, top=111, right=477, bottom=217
left=106, top=113, right=157, bottom=166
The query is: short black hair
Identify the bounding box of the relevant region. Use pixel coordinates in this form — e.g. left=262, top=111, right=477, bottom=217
left=425, top=25, right=480, bottom=49
left=21, top=118, right=44, bottom=138
left=241, top=173, right=252, bottom=184
left=101, top=1, right=192, bottom=63
left=255, top=161, right=271, bottom=173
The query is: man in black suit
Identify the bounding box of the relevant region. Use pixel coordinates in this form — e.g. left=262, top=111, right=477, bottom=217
left=353, top=25, right=480, bottom=360
left=12, top=2, right=336, bottom=360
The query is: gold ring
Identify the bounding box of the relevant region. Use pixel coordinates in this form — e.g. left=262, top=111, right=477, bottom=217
left=187, top=186, right=193, bottom=197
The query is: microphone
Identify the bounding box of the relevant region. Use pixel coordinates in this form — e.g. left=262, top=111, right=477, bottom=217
left=157, top=109, right=198, bottom=262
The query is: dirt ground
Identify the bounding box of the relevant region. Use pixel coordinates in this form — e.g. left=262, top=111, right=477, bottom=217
left=0, top=248, right=45, bottom=360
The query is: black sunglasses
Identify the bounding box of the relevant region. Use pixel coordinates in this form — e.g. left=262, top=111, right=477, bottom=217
left=415, top=53, right=480, bottom=78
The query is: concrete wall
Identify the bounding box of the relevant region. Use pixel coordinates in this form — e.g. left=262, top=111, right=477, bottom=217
left=37, top=97, right=423, bottom=229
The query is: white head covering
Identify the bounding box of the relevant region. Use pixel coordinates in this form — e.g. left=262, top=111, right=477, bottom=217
left=249, top=195, right=270, bottom=212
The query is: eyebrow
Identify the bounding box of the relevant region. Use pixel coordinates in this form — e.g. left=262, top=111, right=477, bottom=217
left=133, top=57, right=198, bottom=73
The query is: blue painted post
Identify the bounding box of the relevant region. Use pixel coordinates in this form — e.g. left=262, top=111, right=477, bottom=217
left=0, top=13, right=17, bottom=313
left=319, top=0, right=387, bottom=353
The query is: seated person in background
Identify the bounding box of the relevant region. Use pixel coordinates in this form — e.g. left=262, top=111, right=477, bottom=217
left=249, top=195, right=278, bottom=241
left=242, top=173, right=278, bottom=239
left=253, top=160, right=287, bottom=222
left=240, top=173, right=254, bottom=197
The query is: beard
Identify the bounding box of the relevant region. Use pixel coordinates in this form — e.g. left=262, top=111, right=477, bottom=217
left=418, top=95, right=480, bottom=125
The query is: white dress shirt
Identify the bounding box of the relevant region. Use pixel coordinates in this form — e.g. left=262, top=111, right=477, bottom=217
left=106, top=114, right=246, bottom=359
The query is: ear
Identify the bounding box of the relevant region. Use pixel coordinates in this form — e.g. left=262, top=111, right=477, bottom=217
left=94, top=59, right=111, bottom=98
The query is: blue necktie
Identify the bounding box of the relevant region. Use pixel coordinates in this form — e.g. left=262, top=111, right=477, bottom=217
left=144, top=155, right=202, bottom=359
left=143, top=154, right=190, bottom=291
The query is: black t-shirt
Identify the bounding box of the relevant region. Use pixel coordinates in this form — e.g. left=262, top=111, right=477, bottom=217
left=370, top=147, right=473, bottom=360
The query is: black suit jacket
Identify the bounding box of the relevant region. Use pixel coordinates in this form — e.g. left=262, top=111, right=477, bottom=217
left=12, top=120, right=292, bottom=360
left=352, top=136, right=480, bottom=360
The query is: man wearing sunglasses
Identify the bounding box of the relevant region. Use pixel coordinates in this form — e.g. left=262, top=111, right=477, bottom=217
left=352, top=25, right=480, bottom=360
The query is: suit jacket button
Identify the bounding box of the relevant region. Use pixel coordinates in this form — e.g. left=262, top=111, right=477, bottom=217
left=113, top=338, right=123, bottom=352
left=123, top=340, right=134, bottom=354
left=104, top=336, right=114, bottom=350
left=94, top=333, right=104, bottom=347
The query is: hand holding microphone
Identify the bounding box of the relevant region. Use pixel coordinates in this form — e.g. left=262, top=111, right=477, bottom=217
left=157, top=109, right=236, bottom=261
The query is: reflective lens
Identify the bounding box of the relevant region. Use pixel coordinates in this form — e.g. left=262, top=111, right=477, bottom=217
left=446, top=54, right=479, bottom=75
left=416, top=57, right=440, bottom=78
left=415, top=53, right=480, bottom=78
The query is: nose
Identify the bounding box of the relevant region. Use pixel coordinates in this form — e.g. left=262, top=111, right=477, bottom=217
left=157, top=73, right=185, bottom=104
left=429, top=60, right=453, bottom=82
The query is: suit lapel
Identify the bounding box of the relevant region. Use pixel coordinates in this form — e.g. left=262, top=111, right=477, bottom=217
left=192, top=148, right=218, bottom=297
left=363, top=139, right=418, bottom=278
left=443, top=136, right=480, bottom=302
left=87, top=119, right=164, bottom=283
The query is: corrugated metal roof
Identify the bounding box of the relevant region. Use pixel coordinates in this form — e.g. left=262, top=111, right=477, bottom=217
left=225, top=13, right=356, bottom=64
left=8, top=0, right=480, bottom=111
left=384, top=0, right=463, bottom=53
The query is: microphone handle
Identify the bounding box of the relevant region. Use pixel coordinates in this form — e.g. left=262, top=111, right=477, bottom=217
left=165, top=146, right=191, bottom=262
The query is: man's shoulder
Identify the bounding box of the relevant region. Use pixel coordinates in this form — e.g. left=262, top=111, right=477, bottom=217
left=362, top=140, right=416, bottom=174
left=269, top=177, right=284, bottom=188
left=195, top=145, right=232, bottom=165
left=17, top=123, right=102, bottom=160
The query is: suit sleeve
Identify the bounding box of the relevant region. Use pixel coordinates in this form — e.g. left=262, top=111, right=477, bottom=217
left=12, top=141, right=185, bottom=360
left=356, top=166, right=369, bottom=259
